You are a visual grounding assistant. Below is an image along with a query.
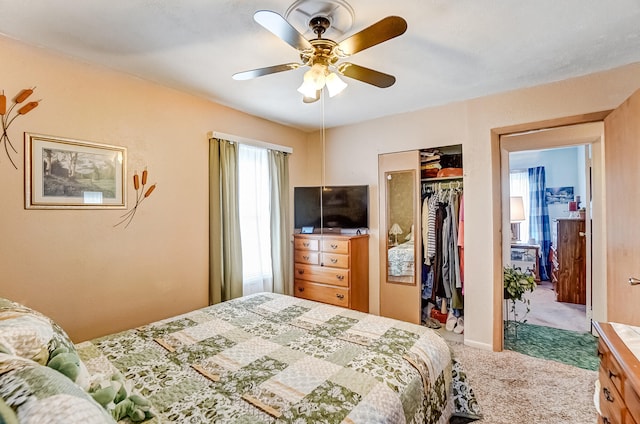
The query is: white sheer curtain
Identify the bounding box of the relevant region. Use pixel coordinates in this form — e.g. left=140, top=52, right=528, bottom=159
left=510, top=171, right=530, bottom=243
left=238, top=144, right=273, bottom=295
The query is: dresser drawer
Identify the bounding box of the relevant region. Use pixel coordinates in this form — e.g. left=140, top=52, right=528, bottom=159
left=322, top=239, right=349, bottom=254
left=294, top=238, right=319, bottom=251
left=322, top=252, right=349, bottom=269
left=294, top=280, right=349, bottom=308
left=598, top=412, right=622, bottom=424
left=600, top=368, right=626, bottom=424
left=294, top=264, right=350, bottom=287
left=600, top=340, right=625, bottom=396
left=625, top=379, right=640, bottom=424
left=295, top=250, right=320, bottom=265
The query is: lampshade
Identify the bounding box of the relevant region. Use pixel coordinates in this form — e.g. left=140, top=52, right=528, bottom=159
left=325, top=72, right=347, bottom=97
left=389, top=223, right=402, bottom=235
left=510, top=196, right=525, bottom=222
left=297, top=63, right=347, bottom=99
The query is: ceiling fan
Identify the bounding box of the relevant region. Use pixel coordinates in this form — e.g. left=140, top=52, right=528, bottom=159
left=232, top=9, right=408, bottom=103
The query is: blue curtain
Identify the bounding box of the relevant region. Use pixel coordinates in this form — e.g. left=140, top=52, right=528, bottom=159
left=528, top=167, right=551, bottom=281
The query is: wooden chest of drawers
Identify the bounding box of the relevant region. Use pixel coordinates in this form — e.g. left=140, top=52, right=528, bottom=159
left=293, top=234, right=369, bottom=312
left=555, top=218, right=586, bottom=304
left=594, top=322, right=640, bottom=424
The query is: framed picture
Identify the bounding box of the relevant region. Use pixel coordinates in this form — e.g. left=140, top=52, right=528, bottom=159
left=544, top=186, right=574, bottom=204
left=25, top=133, right=126, bottom=209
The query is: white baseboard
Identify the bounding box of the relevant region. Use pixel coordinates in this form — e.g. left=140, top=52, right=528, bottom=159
left=463, top=339, right=493, bottom=351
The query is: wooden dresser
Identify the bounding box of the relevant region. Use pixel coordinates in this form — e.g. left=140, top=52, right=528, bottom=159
left=594, top=322, right=640, bottom=424
left=293, top=234, right=369, bottom=312
left=554, top=218, right=586, bottom=304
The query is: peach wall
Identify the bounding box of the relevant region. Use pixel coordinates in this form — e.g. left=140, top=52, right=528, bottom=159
left=5, top=32, right=640, bottom=350
left=320, top=63, right=640, bottom=349
left=0, top=36, right=308, bottom=342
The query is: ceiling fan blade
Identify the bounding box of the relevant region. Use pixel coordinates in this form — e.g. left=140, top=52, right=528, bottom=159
left=232, top=63, right=300, bottom=80
left=337, top=16, right=407, bottom=57
left=337, top=63, right=396, bottom=88
left=254, top=10, right=313, bottom=52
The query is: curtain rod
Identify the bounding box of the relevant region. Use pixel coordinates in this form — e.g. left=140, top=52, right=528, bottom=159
left=208, top=131, right=293, bottom=154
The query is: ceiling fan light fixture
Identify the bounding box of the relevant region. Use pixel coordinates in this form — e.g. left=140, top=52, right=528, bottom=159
left=325, top=72, right=347, bottom=97
left=297, top=79, right=318, bottom=98
left=305, top=63, right=327, bottom=89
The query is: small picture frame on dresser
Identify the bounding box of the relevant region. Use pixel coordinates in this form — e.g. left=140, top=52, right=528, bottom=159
left=301, top=226, right=314, bottom=234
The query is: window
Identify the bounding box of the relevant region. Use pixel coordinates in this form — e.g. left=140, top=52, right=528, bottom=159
left=238, top=144, right=272, bottom=295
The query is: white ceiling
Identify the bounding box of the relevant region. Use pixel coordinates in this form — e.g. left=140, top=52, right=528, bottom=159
left=1, top=0, right=640, bottom=131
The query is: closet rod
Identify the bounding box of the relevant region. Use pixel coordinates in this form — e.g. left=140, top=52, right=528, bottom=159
left=422, top=181, right=463, bottom=190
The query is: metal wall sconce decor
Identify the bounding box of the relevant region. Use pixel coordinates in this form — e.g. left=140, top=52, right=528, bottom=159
left=1, top=88, right=41, bottom=169
left=114, top=168, right=156, bottom=228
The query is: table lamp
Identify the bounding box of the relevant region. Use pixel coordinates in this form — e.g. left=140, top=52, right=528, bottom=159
left=389, top=223, right=402, bottom=246
left=510, top=196, right=525, bottom=241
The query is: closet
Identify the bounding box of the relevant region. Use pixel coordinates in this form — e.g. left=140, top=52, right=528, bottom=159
left=379, top=145, right=464, bottom=331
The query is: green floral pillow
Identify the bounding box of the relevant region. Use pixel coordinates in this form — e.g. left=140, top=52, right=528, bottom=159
left=0, top=353, right=116, bottom=423
left=0, top=298, right=90, bottom=389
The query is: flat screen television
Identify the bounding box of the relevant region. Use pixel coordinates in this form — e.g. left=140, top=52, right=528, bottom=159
left=294, top=185, right=369, bottom=231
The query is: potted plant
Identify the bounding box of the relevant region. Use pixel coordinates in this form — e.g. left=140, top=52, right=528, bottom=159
left=503, top=265, right=536, bottom=325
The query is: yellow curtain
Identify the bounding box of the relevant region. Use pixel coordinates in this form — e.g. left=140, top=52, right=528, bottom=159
left=268, top=150, right=291, bottom=295
left=209, top=138, right=243, bottom=304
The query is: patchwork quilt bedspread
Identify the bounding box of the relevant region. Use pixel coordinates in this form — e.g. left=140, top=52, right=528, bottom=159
left=388, top=241, right=416, bottom=277
left=77, top=293, right=473, bottom=423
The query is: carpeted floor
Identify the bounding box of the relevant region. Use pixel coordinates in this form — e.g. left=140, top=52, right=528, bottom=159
left=448, top=340, right=598, bottom=423
left=504, top=322, right=599, bottom=371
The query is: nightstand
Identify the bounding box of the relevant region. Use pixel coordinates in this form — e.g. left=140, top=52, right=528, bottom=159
left=510, top=243, right=540, bottom=282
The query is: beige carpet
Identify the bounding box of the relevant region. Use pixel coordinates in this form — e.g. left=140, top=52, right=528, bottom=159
left=449, top=341, right=598, bottom=423
left=511, top=280, right=588, bottom=332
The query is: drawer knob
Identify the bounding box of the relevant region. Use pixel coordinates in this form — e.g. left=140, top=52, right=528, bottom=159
left=330, top=243, right=338, bottom=249
left=298, top=287, right=304, bottom=292
left=303, top=242, right=310, bottom=247
left=336, top=275, right=345, bottom=281
left=608, top=369, right=617, bottom=379
left=336, top=293, right=344, bottom=300
left=303, top=255, right=309, bottom=260
left=297, top=269, right=304, bottom=275
left=602, top=417, right=611, bottom=424
left=330, top=258, right=338, bottom=264
left=603, top=387, right=614, bottom=403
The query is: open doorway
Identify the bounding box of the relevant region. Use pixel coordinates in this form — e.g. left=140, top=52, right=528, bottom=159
left=498, top=122, right=605, bottom=369
left=507, top=145, right=589, bottom=332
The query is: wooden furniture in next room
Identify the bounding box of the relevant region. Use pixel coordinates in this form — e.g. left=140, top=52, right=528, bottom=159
left=554, top=218, right=586, bottom=304
left=510, top=243, right=540, bottom=282
left=293, top=233, right=369, bottom=312
left=594, top=321, right=640, bottom=424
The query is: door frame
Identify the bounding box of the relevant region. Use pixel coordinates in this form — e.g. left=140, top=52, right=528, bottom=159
left=490, top=111, right=610, bottom=350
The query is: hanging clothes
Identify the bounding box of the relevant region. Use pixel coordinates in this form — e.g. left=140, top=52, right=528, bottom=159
left=422, top=196, right=429, bottom=265
left=422, top=184, right=464, bottom=309
left=432, top=201, right=447, bottom=300
left=426, top=194, right=438, bottom=264
left=448, top=191, right=463, bottom=310
left=458, top=194, right=465, bottom=293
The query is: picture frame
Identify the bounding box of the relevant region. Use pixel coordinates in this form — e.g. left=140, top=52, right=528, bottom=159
left=24, top=133, right=126, bottom=209
left=544, top=186, right=574, bottom=204
left=301, top=226, right=314, bottom=234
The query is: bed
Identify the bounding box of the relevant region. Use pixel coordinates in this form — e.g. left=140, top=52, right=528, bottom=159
left=388, top=239, right=416, bottom=277
left=0, top=293, right=480, bottom=423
